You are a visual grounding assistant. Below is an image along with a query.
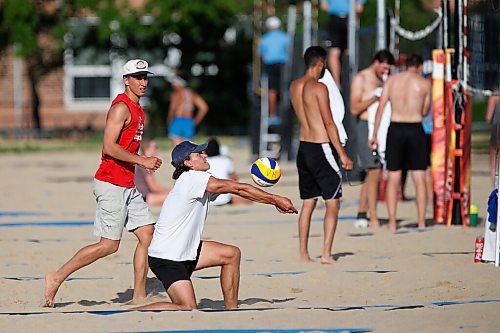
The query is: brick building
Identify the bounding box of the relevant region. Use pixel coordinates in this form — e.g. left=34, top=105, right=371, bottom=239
left=0, top=0, right=169, bottom=134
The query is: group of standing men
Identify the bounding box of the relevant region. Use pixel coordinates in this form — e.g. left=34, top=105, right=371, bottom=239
left=289, top=46, right=431, bottom=267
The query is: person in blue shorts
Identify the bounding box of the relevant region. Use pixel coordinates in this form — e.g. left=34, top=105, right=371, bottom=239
left=167, top=70, right=209, bottom=146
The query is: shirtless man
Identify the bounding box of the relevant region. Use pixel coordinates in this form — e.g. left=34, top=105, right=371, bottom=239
left=290, top=46, right=353, bottom=264
left=350, top=50, right=395, bottom=228
left=167, top=70, right=209, bottom=146
left=370, top=54, right=431, bottom=232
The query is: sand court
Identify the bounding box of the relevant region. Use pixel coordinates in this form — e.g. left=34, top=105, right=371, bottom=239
left=0, top=145, right=499, bottom=332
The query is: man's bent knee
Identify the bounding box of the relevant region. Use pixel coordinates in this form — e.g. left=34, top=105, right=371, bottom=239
left=98, top=238, right=120, bottom=255
left=133, top=224, right=154, bottom=244
left=228, top=246, right=241, bottom=264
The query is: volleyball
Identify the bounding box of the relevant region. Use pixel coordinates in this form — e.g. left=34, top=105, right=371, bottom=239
left=250, top=157, right=281, bottom=187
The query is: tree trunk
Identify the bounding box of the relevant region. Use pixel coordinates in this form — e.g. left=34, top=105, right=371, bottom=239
left=30, top=77, right=42, bottom=130
left=27, top=66, right=41, bottom=130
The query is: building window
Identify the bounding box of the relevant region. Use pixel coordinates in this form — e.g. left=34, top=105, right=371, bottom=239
left=64, top=17, right=171, bottom=111
left=74, top=76, right=110, bottom=99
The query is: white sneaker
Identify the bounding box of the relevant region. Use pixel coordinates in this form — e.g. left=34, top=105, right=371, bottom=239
left=354, top=218, right=369, bottom=229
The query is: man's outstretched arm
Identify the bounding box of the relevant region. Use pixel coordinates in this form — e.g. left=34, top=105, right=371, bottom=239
left=206, top=177, right=298, bottom=214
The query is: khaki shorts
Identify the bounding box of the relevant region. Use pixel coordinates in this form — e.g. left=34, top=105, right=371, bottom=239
left=93, top=179, right=156, bottom=240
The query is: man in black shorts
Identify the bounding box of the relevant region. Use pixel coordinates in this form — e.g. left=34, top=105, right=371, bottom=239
left=370, top=54, right=432, bottom=232
left=134, top=141, right=297, bottom=310
left=290, top=46, right=353, bottom=263
left=320, top=0, right=366, bottom=87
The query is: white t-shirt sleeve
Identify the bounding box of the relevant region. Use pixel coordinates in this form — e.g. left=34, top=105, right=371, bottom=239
left=185, top=170, right=211, bottom=199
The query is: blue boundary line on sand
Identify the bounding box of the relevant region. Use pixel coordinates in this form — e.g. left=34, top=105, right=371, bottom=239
left=1, top=276, right=112, bottom=281
left=1, top=299, right=499, bottom=316
left=0, top=211, right=50, bottom=217
left=193, top=271, right=305, bottom=279
left=2, top=271, right=304, bottom=281
left=0, top=221, right=93, bottom=227
left=0, top=216, right=358, bottom=228
left=134, top=327, right=373, bottom=333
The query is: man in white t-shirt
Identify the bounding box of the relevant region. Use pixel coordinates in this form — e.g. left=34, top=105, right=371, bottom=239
left=136, top=141, right=298, bottom=310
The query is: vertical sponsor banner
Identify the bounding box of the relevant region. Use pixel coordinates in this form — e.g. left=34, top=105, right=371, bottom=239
left=460, top=93, right=472, bottom=226
left=444, top=80, right=456, bottom=226
left=431, top=50, right=446, bottom=224
left=443, top=48, right=456, bottom=226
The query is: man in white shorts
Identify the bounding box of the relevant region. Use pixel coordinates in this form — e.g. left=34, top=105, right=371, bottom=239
left=44, top=59, right=163, bottom=307
left=135, top=141, right=297, bottom=310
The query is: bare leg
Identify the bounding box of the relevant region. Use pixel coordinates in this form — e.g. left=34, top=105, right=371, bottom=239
left=366, top=168, right=381, bottom=227
left=327, top=47, right=342, bottom=87
left=196, top=241, right=241, bottom=308
left=268, top=89, right=279, bottom=119
left=134, top=280, right=197, bottom=310
left=44, top=238, right=120, bottom=307
left=358, top=181, right=368, bottom=213
left=411, top=170, right=427, bottom=229
left=170, top=137, right=183, bottom=147
left=425, top=166, right=433, bottom=205
left=131, top=224, right=154, bottom=302
left=135, top=241, right=241, bottom=311
left=386, top=170, right=402, bottom=233
left=321, top=198, right=340, bottom=264
left=490, top=147, right=496, bottom=186
left=298, top=199, right=317, bottom=263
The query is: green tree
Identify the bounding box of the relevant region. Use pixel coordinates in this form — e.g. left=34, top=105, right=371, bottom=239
left=0, top=0, right=253, bottom=133
left=0, top=0, right=72, bottom=129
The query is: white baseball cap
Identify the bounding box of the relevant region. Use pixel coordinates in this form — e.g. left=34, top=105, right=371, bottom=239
left=265, top=16, right=281, bottom=30
left=122, top=59, right=154, bottom=76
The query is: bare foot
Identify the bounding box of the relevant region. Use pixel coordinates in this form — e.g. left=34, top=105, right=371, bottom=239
left=417, top=222, right=426, bottom=230
left=125, top=296, right=149, bottom=306
left=299, top=255, right=315, bottom=263
left=388, top=223, right=397, bottom=233
left=320, top=256, right=334, bottom=264
left=369, top=219, right=380, bottom=228
left=44, top=272, right=61, bottom=308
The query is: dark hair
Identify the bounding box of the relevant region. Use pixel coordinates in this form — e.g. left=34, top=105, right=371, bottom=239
left=176, top=69, right=189, bottom=82
left=304, top=46, right=327, bottom=69
left=172, top=163, right=190, bottom=180
left=205, top=137, right=220, bottom=157
left=405, top=54, right=423, bottom=68
left=372, top=49, right=395, bottom=65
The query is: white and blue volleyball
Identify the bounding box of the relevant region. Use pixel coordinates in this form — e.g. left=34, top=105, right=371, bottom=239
left=250, top=157, right=281, bottom=187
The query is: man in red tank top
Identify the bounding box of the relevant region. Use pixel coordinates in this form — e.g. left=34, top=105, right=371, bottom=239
left=44, top=59, right=163, bottom=308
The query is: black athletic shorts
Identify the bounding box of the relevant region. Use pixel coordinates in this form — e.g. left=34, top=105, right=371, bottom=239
left=385, top=122, right=429, bottom=171
left=326, top=15, right=348, bottom=51
left=425, top=133, right=432, bottom=167
left=262, top=63, right=283, bottom=91
left=296, top=141, right=342, bottom=200
left=148, top=241, right=203, bottom=292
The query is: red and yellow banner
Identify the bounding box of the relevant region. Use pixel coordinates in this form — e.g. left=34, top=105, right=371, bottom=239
left=432, top=49, right=447, bottom=224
